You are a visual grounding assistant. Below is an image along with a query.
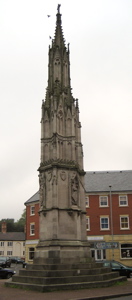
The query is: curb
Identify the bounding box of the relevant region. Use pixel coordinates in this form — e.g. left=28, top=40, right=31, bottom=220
left=69, top=292, right=132, bottom=299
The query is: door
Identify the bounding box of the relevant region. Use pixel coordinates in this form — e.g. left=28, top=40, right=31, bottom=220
left=91, top=249, right=106, bottom=261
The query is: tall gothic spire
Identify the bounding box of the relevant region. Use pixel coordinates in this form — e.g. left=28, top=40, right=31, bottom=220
left=53, top=4, right=65, bottom=49
left=40, top=4, right=84, bottom=173
left=46, top=4, right=72, bottom=106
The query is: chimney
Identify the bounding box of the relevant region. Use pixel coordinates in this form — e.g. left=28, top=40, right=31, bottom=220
left=1, top=221, right=7, bottom=233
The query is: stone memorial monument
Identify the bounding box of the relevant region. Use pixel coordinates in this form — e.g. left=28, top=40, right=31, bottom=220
left=34, top=3, right=90, bottom=263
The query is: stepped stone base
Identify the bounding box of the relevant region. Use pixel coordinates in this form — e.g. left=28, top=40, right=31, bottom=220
left=6, top=260, right=127, bottom=292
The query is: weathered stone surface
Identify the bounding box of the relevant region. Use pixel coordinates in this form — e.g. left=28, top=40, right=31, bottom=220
left=36, top=4, right=90, bottom=263
left=6, top=261, right=127, bottom=292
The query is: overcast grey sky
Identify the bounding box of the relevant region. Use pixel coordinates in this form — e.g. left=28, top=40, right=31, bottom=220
left=0, top=0, right=132, bottom=221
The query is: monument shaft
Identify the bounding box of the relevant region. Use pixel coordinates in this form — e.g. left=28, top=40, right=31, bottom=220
left=35, top=5, right=90, bottom=262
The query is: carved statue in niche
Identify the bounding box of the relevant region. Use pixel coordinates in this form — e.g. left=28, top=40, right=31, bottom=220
left=54, top=79, right=61, bottom=96
left=51, top=110, right=54, bottom=120
left=39, top=173, right=46, bottom=209
left=71, top=175, right=79, bottom=206
left=52, top=174, right=57, bottom=185
left=57, top=105, right=63, bottom=134
left=58, top=109, right=63, bottom=119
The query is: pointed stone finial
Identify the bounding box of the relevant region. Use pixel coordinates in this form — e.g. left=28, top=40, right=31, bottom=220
left=56, top=4, right=62, bottom=30
left=57, top=4, right=61, bottom=14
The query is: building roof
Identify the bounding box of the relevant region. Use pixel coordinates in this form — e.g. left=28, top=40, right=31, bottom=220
left=24, top=191, right=39, bottom=205
left=24, top=171, right=132, bottom=205
left=0, top=232, right=25, bottom=241
left=85, top=170, right=132, bottom=193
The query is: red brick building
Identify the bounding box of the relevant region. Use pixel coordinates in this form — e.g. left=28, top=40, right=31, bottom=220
left=25, top=192, right=39, bottom=261
left=85, top=171, right=132, bottom=264
left=25, top=170, right=132, bottom=265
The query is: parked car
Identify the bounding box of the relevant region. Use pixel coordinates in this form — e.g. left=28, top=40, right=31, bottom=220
left=0, top=266, right=16, bottom=279
left=0, top=256, right=11, bottom=268
left=103, top=260, right=132, bottom=278
left=10, top=257, right=25, bottom=264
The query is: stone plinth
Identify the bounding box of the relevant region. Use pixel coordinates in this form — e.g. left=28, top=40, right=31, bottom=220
left=34, top=239, right=90, bottom=264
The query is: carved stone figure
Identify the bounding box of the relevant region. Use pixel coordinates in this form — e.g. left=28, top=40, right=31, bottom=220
left=39, top=173, right=46, bottom=208
left=71, top=175, right=78, bottom=205
left=52, top=174, right=57, bottom=185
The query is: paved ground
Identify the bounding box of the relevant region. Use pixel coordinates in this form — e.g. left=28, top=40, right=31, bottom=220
left=0, top=264, right=132, bottom=300
left=108, top=297, right=132, bottom=300
left=1, top=278, right=132, bottom=300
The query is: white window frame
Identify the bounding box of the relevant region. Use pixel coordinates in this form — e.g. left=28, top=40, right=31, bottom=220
left=100, top=216, right=109, bottom=230
left=99, top=196, right=108, bottom=207
left=91, top=249, right=106, bottom=261
left=7, top=241, right=13, bottom=247
left=30, top=205, right=35, bottom=216
left=85, top=196, right=89, bottom=208
left=119, top=195, right=128, bottom=207
left=86, top=216, right=90, bottom=231
left=120, top=215, right=129, bottom=230
left=0, top=251, right=4, bottom=255
left=7, top=251, right=12, bottom=256
left=0, top=242, right=4, bottom=246
left=30, top=223, right=35, bottom=236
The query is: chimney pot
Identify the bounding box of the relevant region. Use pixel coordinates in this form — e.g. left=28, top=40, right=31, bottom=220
left=1, top=221, right=7, bottom=234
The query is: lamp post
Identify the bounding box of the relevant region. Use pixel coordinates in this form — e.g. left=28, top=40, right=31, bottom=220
left=109, top=185, right=114, bottom=260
